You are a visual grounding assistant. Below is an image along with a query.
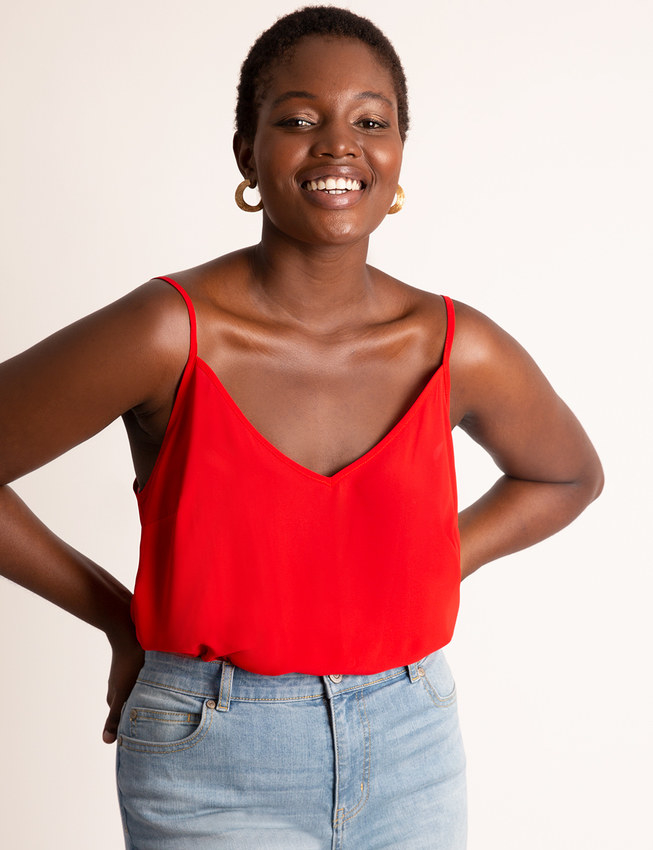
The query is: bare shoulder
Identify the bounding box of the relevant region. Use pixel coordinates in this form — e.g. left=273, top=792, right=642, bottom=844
left=448, top=298, right=603, bottom=492
left=164, top=249, right=253, bottom=309
left=371, top=267, right=447, bottom=311
left=125, top=245, right=256, bottom=355
left=450, top=298, right=547, bottom=376
left=0, top=277, right=194, bottom=485
left=118, top=276, right=193, bottom=364
left=448, top=299, right=548, bottom=424
left=369, top=267, right=449, bottom=341
left=450, top=298, right=515, bottom=350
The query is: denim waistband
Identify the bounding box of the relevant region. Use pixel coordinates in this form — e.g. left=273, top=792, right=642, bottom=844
left=137, top=650, right=435, bottom=709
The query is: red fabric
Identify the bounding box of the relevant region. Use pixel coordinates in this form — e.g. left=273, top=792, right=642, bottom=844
left=131, top=277, right=460, bottom=675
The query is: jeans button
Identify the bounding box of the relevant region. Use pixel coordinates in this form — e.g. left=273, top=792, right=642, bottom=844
left=329, top=673, right=343, bottom=683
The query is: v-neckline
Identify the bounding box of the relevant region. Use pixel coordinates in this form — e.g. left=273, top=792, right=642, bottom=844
left=195, top=357, right=446, bottom=486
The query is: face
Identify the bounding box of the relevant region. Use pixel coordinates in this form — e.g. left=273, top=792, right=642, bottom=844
left=235, top=36, right=404, bottom=247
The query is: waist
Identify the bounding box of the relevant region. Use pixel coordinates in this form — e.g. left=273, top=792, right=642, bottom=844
left=136, top=650, right=440, bottom=702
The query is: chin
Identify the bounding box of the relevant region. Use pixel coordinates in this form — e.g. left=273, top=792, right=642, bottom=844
left=304, top=216, right=384, bottom=247
left=264, top=209, right=382, bottom=248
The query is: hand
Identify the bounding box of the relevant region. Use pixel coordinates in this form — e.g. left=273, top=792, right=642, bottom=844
left=103, top=626, right=145, bottom=744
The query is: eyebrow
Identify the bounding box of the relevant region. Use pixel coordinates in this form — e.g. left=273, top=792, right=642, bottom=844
left=271, top=90, right=317, bottom=107
left=356, top=91, right=394, bottom=108
left=270, top=90, right=395, bottom=108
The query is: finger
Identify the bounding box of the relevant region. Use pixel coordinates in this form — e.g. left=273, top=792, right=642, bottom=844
left=103, top=725, right=116, bottom=744
left=103, top=702, right=120, bottom=744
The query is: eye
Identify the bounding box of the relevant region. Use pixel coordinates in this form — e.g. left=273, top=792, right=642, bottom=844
left=276, top=117, right=315, bottom=128
left=356, top=118, right=389, bottom=130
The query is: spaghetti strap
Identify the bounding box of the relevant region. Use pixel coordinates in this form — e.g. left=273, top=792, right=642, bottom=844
left=440, top=296, right=455, bottom=404
left=134, top=276, right=199, bottom=499
left=441, top=296, right=455, bottom=366
left=155, top=275, right=198, bottom=362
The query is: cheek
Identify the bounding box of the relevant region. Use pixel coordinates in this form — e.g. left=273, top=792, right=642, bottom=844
left=376, top=143, right=403, bottom=181
left=252, top=135, right=304, bottom=179
left=373, top=152, right=403, bottom=211
left=252, top=155, right=302, bottom=215
left=362, top=141, right=403, bottom=205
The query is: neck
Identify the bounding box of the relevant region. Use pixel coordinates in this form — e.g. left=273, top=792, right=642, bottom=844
left=247, top=221, right=377, bottom=331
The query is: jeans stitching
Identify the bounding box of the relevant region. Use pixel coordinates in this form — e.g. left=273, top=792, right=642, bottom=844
left=120, top=699, right=214, bottom=754
left=420, top=673, right=457, bottom=708
left=329, top=690, right=344, bottom=834
left=225, top=665, right=233, bottom=706
left=136, top=677, right=216, bottom=699
left=131, top=709, right=200, bottom=720
left=342, top=691, right=371, bottom=823
left=231, top=694, right=326, bottom=703
left=130, top=709, right=201, bottom=738
left=329, top=669, right=406, bottom=697
left=218, top=662, right=234, bottom=710
left=136, top=669, right=406, bottom=701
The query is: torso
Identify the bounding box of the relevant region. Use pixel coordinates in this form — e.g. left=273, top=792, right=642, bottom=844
left=123, top=249, right=450, bottom=487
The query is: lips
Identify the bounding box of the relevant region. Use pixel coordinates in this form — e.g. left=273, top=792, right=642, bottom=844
left=299, top=166, right=368, bottom=196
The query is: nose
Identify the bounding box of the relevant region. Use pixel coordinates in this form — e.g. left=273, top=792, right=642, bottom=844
left=310, top=120, right=361, bottom=159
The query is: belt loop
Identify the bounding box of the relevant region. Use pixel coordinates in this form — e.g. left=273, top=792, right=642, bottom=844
left=216, top=659, right=234, bottom=711
left=407, top=660, right=422, bottom=683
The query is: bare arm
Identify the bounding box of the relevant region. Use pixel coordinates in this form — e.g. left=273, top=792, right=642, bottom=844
left=448, top=302, right=603, bottom=580
left=0, top=280, right=190, bottom=740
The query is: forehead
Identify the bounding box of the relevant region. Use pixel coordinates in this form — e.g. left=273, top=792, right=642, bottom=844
left=260, top=36, right=397, bottom=105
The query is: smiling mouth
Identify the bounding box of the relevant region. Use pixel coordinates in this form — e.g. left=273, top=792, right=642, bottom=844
left=302, top=177, right=364, bottom=195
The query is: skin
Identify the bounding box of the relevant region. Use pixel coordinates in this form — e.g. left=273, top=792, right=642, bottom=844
left=0, top=36, right=603, bottom=744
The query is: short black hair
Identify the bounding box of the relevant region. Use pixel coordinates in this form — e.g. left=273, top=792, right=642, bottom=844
left=235, top=5, right=409, bottom=143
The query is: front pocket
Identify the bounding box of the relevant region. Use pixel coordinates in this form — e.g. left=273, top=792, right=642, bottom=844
left=419, top=651, right=457, bottom=707
left=128, top=706, right=203, bottom=744
left=118, top=682, right=216, bottom=754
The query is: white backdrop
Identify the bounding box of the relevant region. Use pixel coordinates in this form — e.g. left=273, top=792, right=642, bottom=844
left=1, top=1, right=651, bottom=847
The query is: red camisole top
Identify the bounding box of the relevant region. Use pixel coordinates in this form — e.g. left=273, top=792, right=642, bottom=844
left=131, top=277, right=460, bottom=675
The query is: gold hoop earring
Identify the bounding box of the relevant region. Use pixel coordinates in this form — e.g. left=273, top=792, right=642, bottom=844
left=235, top=178, right=263, bottom=212
left=387, top=184, right=405, bottom=215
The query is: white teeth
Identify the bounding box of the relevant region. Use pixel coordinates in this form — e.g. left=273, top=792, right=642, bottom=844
left=304, top=177, right=363, bottom=193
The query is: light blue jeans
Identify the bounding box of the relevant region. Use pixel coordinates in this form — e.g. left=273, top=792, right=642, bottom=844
left=116, top=650, right=467, bottom=849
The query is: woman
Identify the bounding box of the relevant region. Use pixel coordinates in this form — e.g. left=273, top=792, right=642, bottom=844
left=0, top=6, right=602, bottom=849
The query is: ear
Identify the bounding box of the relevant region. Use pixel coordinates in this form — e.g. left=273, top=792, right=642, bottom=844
left=233, top=133, right=257, bottom=186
